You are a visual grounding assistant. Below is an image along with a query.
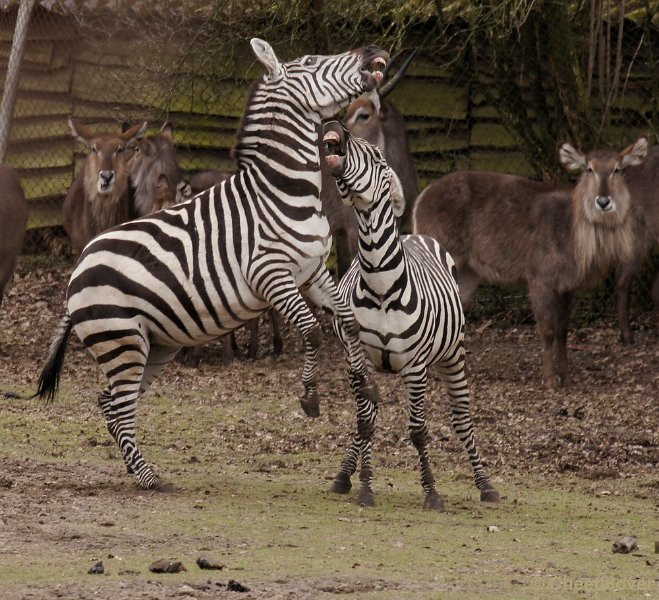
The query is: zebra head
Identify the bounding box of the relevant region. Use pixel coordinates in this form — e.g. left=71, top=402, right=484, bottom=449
left=322, top=119, right=405, bottom=217
left=250, top=39, right=389, bottom=119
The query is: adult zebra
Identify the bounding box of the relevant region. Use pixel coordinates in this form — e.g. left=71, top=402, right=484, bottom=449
left=321, top=120, right=500, bottom=510
left=36, top=39, right=387, bottom=492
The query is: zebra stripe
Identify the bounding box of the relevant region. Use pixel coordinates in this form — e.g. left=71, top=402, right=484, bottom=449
left=322, top=121, right=499, bottom=509
left=37, top=40, right=387, bottom=491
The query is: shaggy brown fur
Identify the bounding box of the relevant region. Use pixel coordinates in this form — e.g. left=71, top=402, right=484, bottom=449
left=615, top=144, right=659, bottom=343
left=0, top=165, right=28, bottom=314
left=63, top=119, right=147, bottom=254
left=413, top=138, right=647, bottom=390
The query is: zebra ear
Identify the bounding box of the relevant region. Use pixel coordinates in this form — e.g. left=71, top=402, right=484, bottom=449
left=389, top=170, right=405, bottom=218
left=251, top=38, right=281, bottom=78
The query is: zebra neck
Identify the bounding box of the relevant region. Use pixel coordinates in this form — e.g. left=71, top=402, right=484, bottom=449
left=356, top=196, right=406, bottom=291
left=233, top=84, right=322, bottom=203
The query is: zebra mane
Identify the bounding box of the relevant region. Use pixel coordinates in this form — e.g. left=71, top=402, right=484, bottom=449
left=231, top=79, right=261, bottom=167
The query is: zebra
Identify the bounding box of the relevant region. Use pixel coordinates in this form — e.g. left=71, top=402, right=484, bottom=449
left=36, top=39, right=388, bottom=492
left=321, top=120, right=500, bottom=510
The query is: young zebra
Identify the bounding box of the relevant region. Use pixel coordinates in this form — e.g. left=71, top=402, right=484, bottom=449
left=36, top=39, right=387, bottom=492
left=321, top=120, right=500, bottom=510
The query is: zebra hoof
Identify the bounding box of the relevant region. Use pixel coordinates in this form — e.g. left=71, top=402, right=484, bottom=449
left=480, top=486, right=501, bottom=503
left=300, top=393, right=320, bottom=418
left=423, top=491, right=445, bottom=511
left=154, top=481, right=176, bottom=493
left=357, top=487, right=375, bottom=507
left=330, top=476, right=352, bottom=495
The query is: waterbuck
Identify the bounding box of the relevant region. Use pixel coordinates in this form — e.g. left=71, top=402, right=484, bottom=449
left=616, top=144, right=659, bottom=343
left=413, top=138, right=647, bottom=390
left=126, top=121, right=182, bottom=216
left=0, top=165, right=28, bottom=352
left=63, top=119, right=147, bottom=254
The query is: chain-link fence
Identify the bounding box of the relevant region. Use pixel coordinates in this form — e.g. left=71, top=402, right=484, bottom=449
left=1, top=0, right=657, bottom=319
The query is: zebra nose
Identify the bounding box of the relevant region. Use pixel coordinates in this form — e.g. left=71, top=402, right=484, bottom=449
left=596, top=195, right=613, bottom=211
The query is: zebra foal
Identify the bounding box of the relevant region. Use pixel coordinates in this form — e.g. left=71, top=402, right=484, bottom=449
left=36, top=39, right=387, bottom=492
left=321, top=121, right=500, bottom=510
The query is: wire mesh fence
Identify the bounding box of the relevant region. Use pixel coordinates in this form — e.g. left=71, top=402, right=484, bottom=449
left=0, top=0, right=657, bottom=320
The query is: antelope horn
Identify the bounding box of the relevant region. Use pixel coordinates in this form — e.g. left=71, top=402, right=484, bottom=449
left=379, top=48, right=417, bottom=98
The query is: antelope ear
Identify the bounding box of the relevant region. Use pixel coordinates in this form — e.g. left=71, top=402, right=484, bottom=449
left=558, top=142, right=587, bottom=172
left=122, top=120, right=148, bottom=142
left=160, top=122, right=174, bottom=143
left=389, top=170, right=405, bottom=218
left=251, top=38, right=281, bottom=78
left=364, top=90, right=381, bottom=115
left=620, top=137, right=648, bottom=169
left=68, top=117, right=93, bottom=146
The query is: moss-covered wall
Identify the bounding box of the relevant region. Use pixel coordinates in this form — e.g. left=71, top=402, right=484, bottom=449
left=0, top=6, right=654, bottom=229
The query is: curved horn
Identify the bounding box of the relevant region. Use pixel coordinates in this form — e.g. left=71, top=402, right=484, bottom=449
left=379, top=48, right=417, bottom=98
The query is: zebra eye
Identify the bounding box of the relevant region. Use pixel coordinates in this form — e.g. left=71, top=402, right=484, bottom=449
left=303, top=56, right=316, bottom=66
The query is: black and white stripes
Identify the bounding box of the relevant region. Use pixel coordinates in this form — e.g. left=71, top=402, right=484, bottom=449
left=37, top=40, right=387, bottom=491
left=322, top=121, right=499, bottom=509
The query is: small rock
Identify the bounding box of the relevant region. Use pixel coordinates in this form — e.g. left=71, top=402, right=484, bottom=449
left=227, top=579, right=250, bottom=592
left=196, top=556, right=225, bottom=570
left=612, top=536, right=638, bottom=554
left=486, top=525, right=500, bottom=533
left=176, top=584, right=197, bottom=596
left=149, top=558, right=187, bottom=573
left=88, top=561, right=104, bottom=574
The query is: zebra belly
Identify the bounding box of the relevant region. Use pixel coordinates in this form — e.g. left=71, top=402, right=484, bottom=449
left=67, top=240, right=269, bottom=349
left=352, top=306, right=428, bottom=372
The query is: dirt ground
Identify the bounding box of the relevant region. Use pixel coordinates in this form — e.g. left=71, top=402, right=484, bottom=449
left=0, top=254, right=657, bottom=599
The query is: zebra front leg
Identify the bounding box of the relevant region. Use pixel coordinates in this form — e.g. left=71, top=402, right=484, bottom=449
left=437, top=349, right=500, bottom=503
left=260, top=271, right=325, bottom=417
left=402, top=367, right=444, bottom=510
left=331, top=370, right=379, bottom=506
left=303, top=267, right=380, bottom=409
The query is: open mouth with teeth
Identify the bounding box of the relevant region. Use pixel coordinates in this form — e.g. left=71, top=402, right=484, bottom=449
left=322, top=123, right=346, bottom=174
left=361, top=49, right=389, bottom=91
left=369, top=56, right=386, bottom=85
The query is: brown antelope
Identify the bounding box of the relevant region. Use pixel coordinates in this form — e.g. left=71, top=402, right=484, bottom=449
left=413, top=138, right=648, bottom=391
left=322, top=51, right=418, bottom=276
left=127, top=122, right=182, bottom=216
left=0, top=165, right=28, bottom=351
left=63, top=119, right=147, bottom=254
left=616, top=144, right=659, bottom=343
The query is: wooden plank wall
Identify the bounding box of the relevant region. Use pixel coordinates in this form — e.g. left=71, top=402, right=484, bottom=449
left=0, top=6, right=655, bottom=229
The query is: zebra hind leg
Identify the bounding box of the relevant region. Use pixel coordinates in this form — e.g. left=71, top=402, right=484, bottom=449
left=96, top=338, right=178, bottom=492
left=438, top=351, right=500, bottom=503
left=403, top=368, right=445, bottom=511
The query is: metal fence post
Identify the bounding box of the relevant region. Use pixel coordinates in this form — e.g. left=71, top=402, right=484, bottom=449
left=0, top=0, right=36, bottom=163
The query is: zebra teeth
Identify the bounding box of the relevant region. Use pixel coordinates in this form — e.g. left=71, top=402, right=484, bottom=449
left=370, top=57, right=386, bottom=82
left=322, top=131, right=342, bottom=159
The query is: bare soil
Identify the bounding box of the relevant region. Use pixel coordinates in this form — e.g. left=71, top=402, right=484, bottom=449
left=0, top=254, right=657, bottom=599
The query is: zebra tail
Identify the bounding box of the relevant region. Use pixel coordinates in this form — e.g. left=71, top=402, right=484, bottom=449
left=36, top=314, right=73, bottom=404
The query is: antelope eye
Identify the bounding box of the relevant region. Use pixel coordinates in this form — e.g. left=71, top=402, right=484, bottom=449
left=91, top=144, right=97, bottom=153
left=116, top=145, right=123, bottom=153
left=356, top=111, right=370, bottom=121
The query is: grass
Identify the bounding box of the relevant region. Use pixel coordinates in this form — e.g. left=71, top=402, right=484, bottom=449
left=0, top=383, right=656, bottom=599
